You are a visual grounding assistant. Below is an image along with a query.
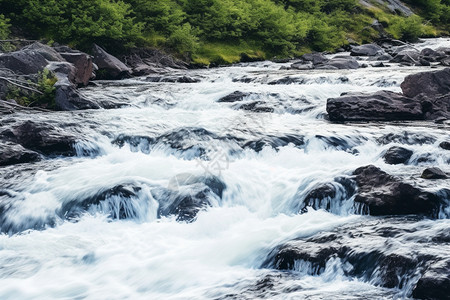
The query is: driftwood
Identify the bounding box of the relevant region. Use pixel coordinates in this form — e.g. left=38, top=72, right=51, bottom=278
left=0, top=76, right=43, bottom=94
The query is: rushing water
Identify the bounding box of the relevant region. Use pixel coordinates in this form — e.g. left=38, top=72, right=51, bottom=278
left=0, top=38, right=449, bottom=299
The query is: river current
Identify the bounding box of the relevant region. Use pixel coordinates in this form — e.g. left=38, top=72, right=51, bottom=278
left=0, top=38, right=449, bottom=299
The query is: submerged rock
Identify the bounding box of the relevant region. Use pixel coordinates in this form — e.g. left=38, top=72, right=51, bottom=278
left=217, top=91, right=253, bottom=103
left=264, top=218, right=447, bottom=293
left=0, top=120, right=77, bottom=156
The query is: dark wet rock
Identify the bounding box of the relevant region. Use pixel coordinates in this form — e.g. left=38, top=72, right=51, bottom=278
left=353, top=165, right=440, bottom=216
left=401, top=68, right=450, bottom=98
left=243, top=134, right=304, bottom=152
left=314, top=135, right=363, bottom=151
left=326, top=90, right=422, bottom=122
left=54, top=77, right=101, bottom=111
left=418, top=93, right=450, bottom=121
left=383, top=146, right=413, bottom=165
left=62, top=183, right=146, bottom=220
left=268, top=76, right=305, bottom=85
left=59, top=51, right=94, bottom=86
left=0, top=120, right=77, bottom=156
left=153, top=175, right=226, bottom=222
left=413, top=259, right=450, bottom=300
left=218, top=91, right=253, bottom=103
left=145, top=75, right=200, bottom=83
left=264, top=219, right=443, bottom=292
left=154, top=127, right=220, bottom=158
left=92, top=44, right=131, bottom=79
left=0, top=141, right=41, bottom=166
left=351, top=44, right=384, bottom=56
left=439, top=141, right=450, bottom=150
left=233, top=101, right=274, bottom=113
left=298, top=177, right=357, bottom=213
left=421, top=167, right=447, bottom=180
left=418, top=58, right=431, bottom=66
left=377, top=132, right=436, bottom=145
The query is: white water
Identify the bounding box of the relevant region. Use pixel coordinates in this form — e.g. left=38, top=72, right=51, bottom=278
left=0, top=38, right=449, bottom=299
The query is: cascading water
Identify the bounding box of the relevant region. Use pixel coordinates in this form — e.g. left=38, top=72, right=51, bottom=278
left=0, top=38, right=449, bottom=299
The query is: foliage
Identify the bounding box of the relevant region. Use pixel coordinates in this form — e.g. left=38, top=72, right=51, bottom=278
left=0, top=0, right=447, bottom=64
left=6, top=69, right=57, bottom=108
left=0, top=14, right=10, bottom=39
left=166, top=23, right=199, bottom=56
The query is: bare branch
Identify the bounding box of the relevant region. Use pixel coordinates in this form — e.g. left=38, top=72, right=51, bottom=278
left=0, top=76, right=43, bottom=94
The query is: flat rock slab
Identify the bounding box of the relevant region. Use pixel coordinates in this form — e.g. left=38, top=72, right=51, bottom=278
left=326, top=90, right=422, bottom=121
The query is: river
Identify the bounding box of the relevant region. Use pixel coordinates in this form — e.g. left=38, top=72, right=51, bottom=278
left=0, top=38, right=449, bottom=299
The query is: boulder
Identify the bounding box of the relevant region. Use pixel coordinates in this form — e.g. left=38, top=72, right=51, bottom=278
left=0, top=120, right=77, bottom=156
left=412, top=259, right=450, bottom=300
left=121, top=48, right=188, bottom=76
left=401, top=68, right=450, bottom=98
left=92, top=44, right=131, bottom=79
left=326, top=90, right=422, bottom=121
left=383, top=146, right=413, bottom=165
left=300, top=53, right=328, bottom=65
left=420, top=48, right=446, bottom=62
left=22, top=42, right=64, bottom=62
left=0, top=141, right=41, bottom=166
left=419, top=93, right=450, bottom=121
left=353, top=165, right=440, bottom=216
left=59, top=51, right=94, bottom=86
left=54, top=79, right=101, bottom=111
left=390, top=50, right=420, bottom=64
left=421, top=167, right=447, bottom=179
left=317, top=57, right=359, bottom=69
left=0, top=48, right=48, bottom=75
left=351, top=44, right=384, bottom=56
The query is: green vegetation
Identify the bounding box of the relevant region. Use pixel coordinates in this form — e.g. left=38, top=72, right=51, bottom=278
left=6, top=69, right=57, bottom=108
left=0, top=14, right=10, bottom=39
left=0, top=0, right=448, bottom=64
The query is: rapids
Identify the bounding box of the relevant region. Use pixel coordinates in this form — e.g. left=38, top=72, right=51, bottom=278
left=0, top=38, right=449, bottom=299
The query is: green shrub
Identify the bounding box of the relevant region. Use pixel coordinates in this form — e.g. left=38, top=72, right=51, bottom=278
left=6, top=69, right=57, bottom=108
left=0, top=14, right=10, bottom=39
left=166, top=23, right=199, bottom=56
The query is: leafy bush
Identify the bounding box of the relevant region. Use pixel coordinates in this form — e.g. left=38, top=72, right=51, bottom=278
left=0, top=14, right=10, bottom=39
left=166, top=23, right=199, bottom=55
left=7, top=69, right=57, bottom=108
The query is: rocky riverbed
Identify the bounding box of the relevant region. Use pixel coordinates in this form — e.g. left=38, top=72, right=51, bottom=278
left=0, top=38, right=449, bottom=299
